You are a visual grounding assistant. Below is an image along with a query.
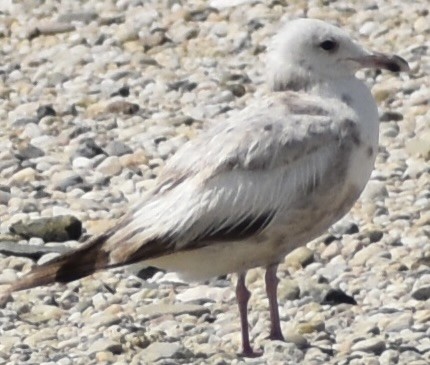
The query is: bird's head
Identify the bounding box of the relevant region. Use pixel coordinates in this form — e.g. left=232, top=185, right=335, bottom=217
left=267, top=18, right=409, bottom=92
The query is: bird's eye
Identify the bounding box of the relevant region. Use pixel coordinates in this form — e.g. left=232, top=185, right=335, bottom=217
left=319, top=39, right=338, bottom=52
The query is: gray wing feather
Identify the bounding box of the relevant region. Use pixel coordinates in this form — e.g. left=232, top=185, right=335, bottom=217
left=107, top=92, right=360, bottom=264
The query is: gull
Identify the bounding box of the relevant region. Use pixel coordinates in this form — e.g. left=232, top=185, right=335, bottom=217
left=1, top=18, right=409, bottom=356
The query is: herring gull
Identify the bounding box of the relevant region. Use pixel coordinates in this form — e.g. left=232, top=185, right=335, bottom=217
left=0, top=18, right=409, bottom=356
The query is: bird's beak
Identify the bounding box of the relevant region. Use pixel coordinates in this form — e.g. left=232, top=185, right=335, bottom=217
left=350, top=52, right=410, bottom=73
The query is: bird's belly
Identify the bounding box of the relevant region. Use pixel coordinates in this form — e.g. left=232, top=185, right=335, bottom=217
left=145, top=238, right=282, bottom=281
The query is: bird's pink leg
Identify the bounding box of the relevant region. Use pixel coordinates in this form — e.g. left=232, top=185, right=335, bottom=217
left=265, top=264, right=284, bottom=341
left=236, top=273, right=262, bottom=357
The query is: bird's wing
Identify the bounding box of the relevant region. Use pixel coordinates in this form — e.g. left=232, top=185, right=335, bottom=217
left=106, top=92, right=361, bottom=264
left=3, top=92, right=361, bottom=295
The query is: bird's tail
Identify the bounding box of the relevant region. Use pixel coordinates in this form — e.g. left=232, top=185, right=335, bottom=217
left=0, top=233, right=115, bottom=305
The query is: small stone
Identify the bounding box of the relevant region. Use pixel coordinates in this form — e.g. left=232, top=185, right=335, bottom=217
left=52, top=170, right=83, bottom=192
left=8, top=167, right=36, bottom=185
left=88, top=339, right=122, bottom=355
left=0, top=190, right=11, bottom=205
left=12, top=117, right=39, bottom=127
left=285, top=247, right=314, bottom=268
left=284, top=328, right=309, bottom=348
left=0, top=335, right=20, bottom=353
left=379, top=111, right=403, bottom=122
left=168, top=80, right=197, bottom=92
left=176, top=285, right=233, bottom=303
left=20, top=304, right=64, bottom=324
left=412, top=285, right=430, bottom=301
left=0, top=241, right=69, bottom=260
left=95, top=351, right=115, bottom=363
left=74, top=138, right=105, bottom=159
left=57, top=12, right=98, bottom=24
left=405, top=131, right=430, bottom=160
left=322, top=289, right=356, bottom=305
left=297, top=320, right=325, bottom=334
left=139, top=342, right=181, bottom=363
left=96, top=156, right=122, bottom=176
left=10, top=215, right=82, bottom=242
left=380, top=349, right=400, bottom=365
left=331, top=220, right=359, bottom=236
left=278, top=279, right=300, bottom=301
left=141, top=29, right=168, bottom=50
left=106, top=101, right=139, bottom=115
left=104, top=141, right=133, bottom=157
left=72, top=157, right=92, bottom=169
left=15, top=144, right=44, bottom=160
left=368, top=230, right=383, bottom=243
left=111, top=86, right=130, bottom=97
left=350, top=244, right=383, bottom=267
left=37, top=105, right=56, bottom=120
left=28, top=22, right=76, bottom=39
left=351, top=338, right=386, bottom=355
left=136, top=303, right=209, bottom=319
left=24, top=327, right=57, bottom=347
left=225, top=83, right=246, bottom=97
left=119, top=150, right=148, bottom=168
left=383, top=313, right=412, bottom=332
left=361, top=181, right=389, bottom=201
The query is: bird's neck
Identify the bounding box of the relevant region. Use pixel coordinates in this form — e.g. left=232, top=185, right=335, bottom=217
left=316, top=76, right=380, bottom=147
left=271, top=74, right=380, bottom=146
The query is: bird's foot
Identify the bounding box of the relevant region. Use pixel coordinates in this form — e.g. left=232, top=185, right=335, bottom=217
left=268, top=329, right=284, bottom=342
left=239, top=347, right=263, bottom=358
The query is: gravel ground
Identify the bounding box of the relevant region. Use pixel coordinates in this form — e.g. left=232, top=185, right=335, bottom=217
left=0, top=0, right=429, bottom=364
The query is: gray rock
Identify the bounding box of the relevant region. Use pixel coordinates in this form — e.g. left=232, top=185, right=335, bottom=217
left=285, top=247, right=314, bottom=268
left=380, top=349, right=400, bottom=365
left=57, top=12, right=98, bottom=24
left=350, top=244, right=383, bottom=267
left=104, top=141, right=133, bottom=157
left=9, top=215, right=82, bottom=242
left=136, top=303, right=210, bottom=319
left=106, top=101, right=139, bottom=115
left=405, top=131, right=430, bottom=160
left=96, top=156, right=122, bottom=176
left=52, top=170, right=83, bottom=192
left=412, top=285, right=430, bottom=301
left=331, top=220, right=359, bottom=236
left=0, top=241, right=69, bottom=259
left=351, top=338, right=386, bottom=354
left=74, top=138, right=105, bottom=159
left=88, top=339, right=122, bottom=355
left=379, top=110, right=403, bottom=122
left=36, top=105, right=56, bottom=120
left=138, top=342, right=181, bottom=363
left=284, top=328, right=309, bottom=349
left=28, top=22, right=76, bottom=39
left=279, top=279, right=300, bottom=301
left=12, top=117, right=39, bottom=127
left=20, top=304, right=64, bottom=324
left=15, top=144, right=44, bottom=160
left=0, top=190, right=11, bottom=205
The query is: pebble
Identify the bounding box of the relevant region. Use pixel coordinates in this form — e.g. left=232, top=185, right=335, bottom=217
left=351, top=338, right=386, bottom=355
left=411, top=285, right=430, bottom=301
left=285, top=247, right=314, bottom=269
left=95, top=156, right=122, bottom=176
left=137, top=342, right=182, bottom=363
left=51, top=171, right=83, bottom=192
left=87, top=339, right=122, bottom=355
